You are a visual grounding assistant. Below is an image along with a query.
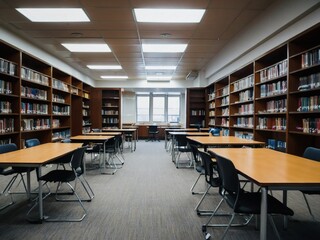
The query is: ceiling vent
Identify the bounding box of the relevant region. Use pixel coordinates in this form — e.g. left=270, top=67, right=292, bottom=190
left=186, top=70, right=198, bottom=81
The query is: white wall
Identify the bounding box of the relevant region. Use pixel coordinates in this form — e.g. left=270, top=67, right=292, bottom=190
left=204, top=0, right=320, bottom=84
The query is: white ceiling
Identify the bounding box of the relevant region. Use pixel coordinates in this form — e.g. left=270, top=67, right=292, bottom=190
left=0, top=0, right=276, bottom=82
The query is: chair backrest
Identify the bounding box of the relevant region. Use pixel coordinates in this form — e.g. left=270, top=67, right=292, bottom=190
left=0, top=143, right=18, bottom=154
left=189, top=143, right=199, bottom=164
left=25, top=138, right=40, bottom=148
left=175, top=135, right=188, bottom=147
left=209, top=128, right=221, bottom=136
left=199, top=150, right=220, bottom=187
left=149, top=125, right=158, bottom=132
left=70, top=147, right=87, bottom=175
left=303, top=147, right=320, bottom=162
left=215, top=153, right=240, bottom=196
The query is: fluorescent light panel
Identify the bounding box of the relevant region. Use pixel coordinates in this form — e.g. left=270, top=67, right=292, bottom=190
left=147, top=76, right=171, bottom=81
left=16, top=8, right=90, bottom=22
left=101, top=76, right=128, bottom=79
left=62, top=43, right=111, bottom=52
left=87, top=65, right=122, bottom=70
left=142, top=44, right=187, bottom=53
left=134, top=9, right=205, bottom=23
left=145, top=66, right=176, bottom=70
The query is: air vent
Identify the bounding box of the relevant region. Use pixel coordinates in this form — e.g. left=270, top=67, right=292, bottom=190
left=186, top=70, right=198, bottom=81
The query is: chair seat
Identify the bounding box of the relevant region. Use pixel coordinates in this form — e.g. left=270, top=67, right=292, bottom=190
left=225, top=192, right=294, bottom=216
left=39, top=170, right=76, bottom=183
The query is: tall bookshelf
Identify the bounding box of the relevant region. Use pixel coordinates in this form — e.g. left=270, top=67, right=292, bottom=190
left=0, top=40, right=92, bottom=148
left=229, top=63, right=254, bottom=139
left=82, top=83, right=91, bottom=133
left=186, top=88, right=206, bottom=128
left=205, top=23, right=320, bottom=156
left=101, top=89, right=121, bottom=128
left=214, top=77, right=230, bottom=136
left=287, top=25, right=320, bottom=156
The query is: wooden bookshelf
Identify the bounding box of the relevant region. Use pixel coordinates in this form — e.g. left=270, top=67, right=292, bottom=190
left=82, top=83, right=91, bottom=134
left=0, top=40, right=92, bottom=148
left=101, top=88, right=121, bottom=129
left=205, top=23, right=320, bottom=156
left=186, top=88, right=206, bottom=128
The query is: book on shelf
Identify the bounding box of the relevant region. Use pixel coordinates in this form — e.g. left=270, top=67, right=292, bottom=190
left=21, top=102, right=48, bottom=115
left=0, top=58, right=17, bottom=76
left=267, top=138, right=286, bottom=151
left=0, top=101, right=12, bottom=113
left=21, top=86, right=47, bottom=100
left=260, top=60, right=288, bottom=82
left=260, top=80, right=287, bottom=97
left=0, top=138, right=12, bottom=145
left=52, top=105, right=70, bottom=115
left=52, top=78, right=69, bottom=92
left=257, top=117, right=286, bottom=130
left=235, top=131, right=253, bottom=140
left=0, top=118, right=14, bottom=133
left=298, top=73, right=320, bottom=91
left=0, top=80, right=13, bottom=95
left=21, top=67, right=49, bottom=85
left=21, top=118, right=50, bottom=131
left=301, top=118, right=320, bottom=134
left=297, top=96, right=320, bottom=112
left=238, top=103, right=253, bottom=115
left=301, top=48, right=320, bottom=68
left=233, top=74, right=254, bottom=91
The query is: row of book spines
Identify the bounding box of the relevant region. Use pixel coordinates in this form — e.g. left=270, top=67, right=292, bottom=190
left=52, top=129, right=70, bottom=140
left=21, top=102, right=48, bottom=114
left=0, top=80, right=13, bottom=94
left=52, top=119, right=62, bottom=128
left=21, top=118, right=50, bottom=131
left=267, top=139, right=286, bottom=150
left=298, top=73, right=320, bottom=91
left=191, top=110, right=206, bottom=116
left=52, top=78, right=69, bottom=92
left=260, top=80, right=287, bottom=97
left=238, top=89, right=254, bottom=102
left=221, top=96, right=229, bottom=105
left=0, top=101, right=12, bottom=113
left=21, top=67, right=49, bottom=85
left=0, top=58, right=17, bottom=76
left=232, top=75, right=254, bottom=92
left=52, top=105, right=70, bottom=115
left=257, top=117, right=286, bottom=130
left=266, top=99, right=287, bottom=113
left=297, top=96, right=320, bottom=112
left=103, top=118, right=119, bottom=124
left=234, top=117, right=254, bottom=128
left=301, top=48, right=320, bottom=68
left=234, top=131, right=253, bottom=140
left=0, top=118, right=14, bottom=133
left=21, top=86, right=47, bottom=100
left=260, top=59, right=288, bottom=82
left=301, top=118, right=320, bottom=134
left=238, top=103, right=253, bottom=115
left=101, top=110, right=119, bottom=115
left=221, top=118, right=229, bottom=127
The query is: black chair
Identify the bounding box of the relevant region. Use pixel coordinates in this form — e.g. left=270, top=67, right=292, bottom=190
left=0, top=143, right=30, bottom=210
left=34, top=147, right=90, bottom=222
left=102, top=135, right=124, bottom=174
left=194, top=150, right=221, bottom=216
left=189, top=143, right=205, bottom=195
left=202, top=153, right=294, bottom=240
left=301, top=147, right=320, bottom=221
left=174, top=134, right=193, bottom=168
left=146, top=125, right=159, bottom=142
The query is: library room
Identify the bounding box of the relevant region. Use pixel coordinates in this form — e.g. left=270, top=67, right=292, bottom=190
left=0, top=0, right=319, bottom=240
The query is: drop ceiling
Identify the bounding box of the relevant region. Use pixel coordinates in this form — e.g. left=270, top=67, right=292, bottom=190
left=0, top=0, right=275, bottom=82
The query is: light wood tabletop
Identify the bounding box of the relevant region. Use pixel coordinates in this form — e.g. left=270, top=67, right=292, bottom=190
left=70, top=135, right=114, bottom=141
left=169, top=131, right=210, bottom=136
left=0, top=142, right=83, bottom=166
left=85, top=132, right=122, bottom=136
left=207, top=147, right=320, bottom=240
left=188, top=136, right=265, bottom=147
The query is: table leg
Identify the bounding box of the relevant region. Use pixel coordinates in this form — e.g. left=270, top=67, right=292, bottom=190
left=38, top=166, right=43, bottom=221
left=283, top=190, right=288, bottom=229
left=260, top=187, right=268, bottom=240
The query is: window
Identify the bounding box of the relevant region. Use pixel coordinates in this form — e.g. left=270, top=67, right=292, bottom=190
left=168, top=96, right=180, bottom=122
left=137, top=95, right=150, bottom=122
left=136, top=93, right=181, bottom=122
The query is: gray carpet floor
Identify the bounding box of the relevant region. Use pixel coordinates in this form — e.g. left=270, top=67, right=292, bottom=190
left=0, top=140, right=319, bottom=240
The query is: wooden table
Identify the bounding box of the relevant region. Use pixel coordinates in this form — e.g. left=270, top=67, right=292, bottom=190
left=102, top=128, right=137, bottom=151
left=207, top=148, right=320, bottom=240
left=164, top=128, right=199, bottom=150
left=70, top=135, right=115, bottom=174
left=169, top=131, right=210, bottom=162
left=187, top=136, right=265, bottom=151
left=0, top=142, right=83, bottom=222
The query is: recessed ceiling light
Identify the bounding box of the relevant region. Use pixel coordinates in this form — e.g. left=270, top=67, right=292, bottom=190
left=145, top=66, right=176, bottom=70
left=142, top=44, right=187, bottom=53
left=101, top=76, right=128, bottom=79
left=16, top=8, right=90, bottom=22
left=87, top=65, right=122, bottom=70
left=134, top=8, right=205, bottom=23
left=147, top=76, right=171, bottom=81
left=61, top=43, right=111, bottom=52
